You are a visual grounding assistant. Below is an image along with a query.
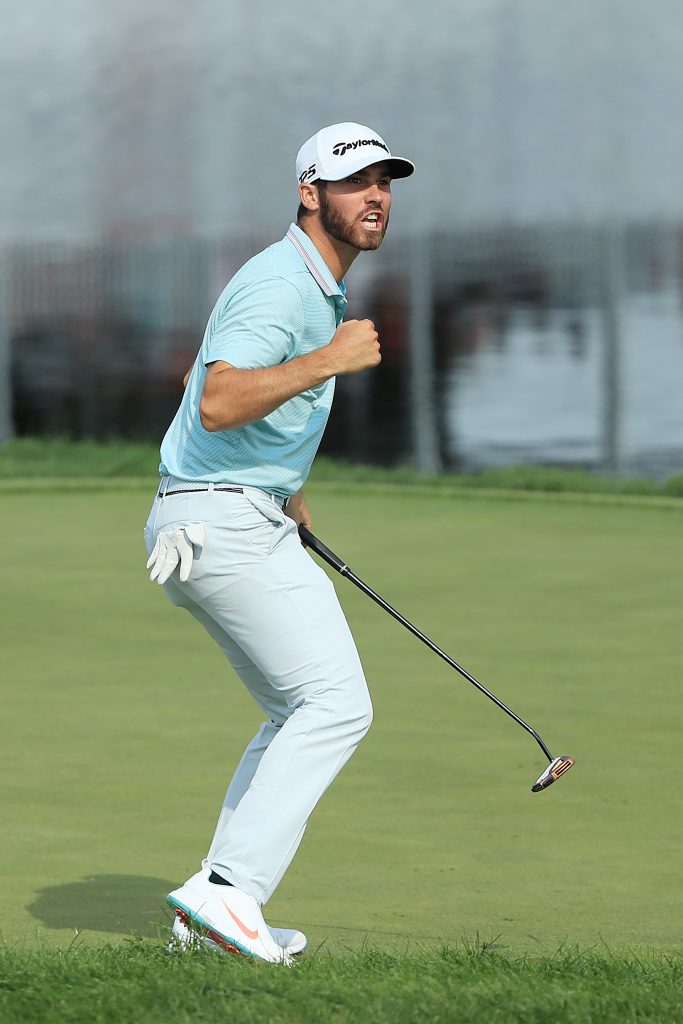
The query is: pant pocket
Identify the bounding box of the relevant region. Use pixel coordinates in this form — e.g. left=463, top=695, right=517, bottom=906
left=242, top=490, right=287, bottom=526
left=238, top=492, right=287, bottom=556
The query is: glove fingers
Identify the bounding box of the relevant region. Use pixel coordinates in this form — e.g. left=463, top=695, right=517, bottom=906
left=146, top=539, right=161, bottom=571
left=149, top=545, right=167, bottom=583
left=147, top=524, right=204, bottom=585
left=156, top=551, right=179, bottom=585
left=149, top=540, right=178, bottom=585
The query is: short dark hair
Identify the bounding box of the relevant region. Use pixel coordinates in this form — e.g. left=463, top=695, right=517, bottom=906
left=297, top=179, right=326, bottom=223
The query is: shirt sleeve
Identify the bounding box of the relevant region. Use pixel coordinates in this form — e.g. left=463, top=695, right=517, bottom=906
left=205, top=277, right=305, bottom=369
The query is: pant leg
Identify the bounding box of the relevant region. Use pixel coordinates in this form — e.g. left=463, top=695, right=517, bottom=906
left=160, top=579, right=295, bottom=872
left=205, top=530, right=373, bottom=904
left=205, top=721, right=284, bottom=865
left=147, top=515, right=295, bottom=873
left=145, top=487, right=373, bottom=904
left=202, top=722, right=308, bottom=904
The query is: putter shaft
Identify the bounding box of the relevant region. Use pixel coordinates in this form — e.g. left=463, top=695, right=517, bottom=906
left=299, top=525, right=556, bottom=763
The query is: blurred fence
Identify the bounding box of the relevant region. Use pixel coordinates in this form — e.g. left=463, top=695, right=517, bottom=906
left=2, top=223, right=682, bottom=478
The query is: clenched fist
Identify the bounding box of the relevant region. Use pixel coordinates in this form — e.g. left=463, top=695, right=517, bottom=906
left=326, top=319, right=381, bottom=376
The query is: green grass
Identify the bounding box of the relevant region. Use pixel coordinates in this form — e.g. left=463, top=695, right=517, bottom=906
left=0, top=438, right=160, bottom=478
left=1, top=943, right=681, bottom=1024
left=1, top=451, right=681, bottom=1018
left=1, top=437, right=682, bottom=495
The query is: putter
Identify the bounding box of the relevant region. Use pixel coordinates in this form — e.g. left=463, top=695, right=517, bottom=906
left=299, top=525, right=574, bottom=793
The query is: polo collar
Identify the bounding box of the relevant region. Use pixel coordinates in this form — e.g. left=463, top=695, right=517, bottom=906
left=286, top=223, right=347, bottom=305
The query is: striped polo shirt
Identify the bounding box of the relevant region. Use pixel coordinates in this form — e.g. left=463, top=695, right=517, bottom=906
left=159, top=223, right=348, bottom=498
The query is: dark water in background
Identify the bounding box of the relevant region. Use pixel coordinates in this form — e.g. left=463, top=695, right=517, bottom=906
left=445, top=287, right=683, bottom=478
left=7, top=229, right=683, bottom=480
left=334, top=223, right=683, bottom=480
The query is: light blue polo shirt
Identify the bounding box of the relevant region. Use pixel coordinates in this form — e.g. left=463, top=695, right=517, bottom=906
left=159, top=224, right=348, bottom=498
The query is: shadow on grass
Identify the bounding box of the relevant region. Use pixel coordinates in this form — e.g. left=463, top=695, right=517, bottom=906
left=27, top=875, right=176, bottom=937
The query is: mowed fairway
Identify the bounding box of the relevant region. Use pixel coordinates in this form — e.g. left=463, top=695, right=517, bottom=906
left=1, top=482, right=681, bottom=956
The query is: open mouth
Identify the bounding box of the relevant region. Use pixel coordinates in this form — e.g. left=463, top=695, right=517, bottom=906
left=361, top=212, right=383, bottom=231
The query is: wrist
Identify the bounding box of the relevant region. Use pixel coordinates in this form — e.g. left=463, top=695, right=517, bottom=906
left=302, top=345, right=338, bottom=384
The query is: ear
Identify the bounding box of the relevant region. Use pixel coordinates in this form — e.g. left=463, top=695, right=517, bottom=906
left=298, top=181, right=321, bottom=213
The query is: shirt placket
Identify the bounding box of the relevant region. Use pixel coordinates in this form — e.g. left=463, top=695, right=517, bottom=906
left=334, top=294, right=348, bottom=325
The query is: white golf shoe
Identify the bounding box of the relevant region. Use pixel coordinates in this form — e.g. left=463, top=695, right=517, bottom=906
left=170, top=912, right=307, bottom=956
left=167, top=871, right=297, bottom=965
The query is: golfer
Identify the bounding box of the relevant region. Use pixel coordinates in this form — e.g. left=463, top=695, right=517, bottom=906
left=144, top=122, right=414, bottom=964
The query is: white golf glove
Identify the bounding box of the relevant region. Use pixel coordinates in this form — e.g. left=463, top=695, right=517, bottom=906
left=146, top=524, right=205, bottom=585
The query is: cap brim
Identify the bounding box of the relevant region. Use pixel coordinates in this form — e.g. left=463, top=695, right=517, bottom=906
left=385, top=157, right=415, bottom=179
left=319, top=156, right=415, bottom=182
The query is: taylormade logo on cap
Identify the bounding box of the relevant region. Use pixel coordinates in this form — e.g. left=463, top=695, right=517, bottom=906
left=296, top=122, right=415, bottom=185
left=331, top=138, right=390, bottom=158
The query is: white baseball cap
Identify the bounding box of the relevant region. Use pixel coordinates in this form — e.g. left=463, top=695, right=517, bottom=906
left=296, top=122, right=415, bottom=185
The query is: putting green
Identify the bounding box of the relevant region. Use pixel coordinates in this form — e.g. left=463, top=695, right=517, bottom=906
left=1, top=483, right=681, bottom=953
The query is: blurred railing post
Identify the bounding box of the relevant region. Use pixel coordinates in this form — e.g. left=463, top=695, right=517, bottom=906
left=600, top=225, right=624, bottom=473
left=408, top=234, right=441, bottom=474
left=0, top=258, right=13, bottom=444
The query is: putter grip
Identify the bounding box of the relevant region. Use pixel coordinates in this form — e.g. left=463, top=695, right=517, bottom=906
left=298, top=525, right=347, bottom=573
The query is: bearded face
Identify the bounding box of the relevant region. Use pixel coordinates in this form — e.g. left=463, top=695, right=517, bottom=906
left=317, top=178, right=391, bottom=251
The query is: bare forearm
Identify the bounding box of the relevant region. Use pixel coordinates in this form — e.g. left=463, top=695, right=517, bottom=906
left=200, top=318, right=380, bottom=432
left=200, top=349, right=336, bottom=432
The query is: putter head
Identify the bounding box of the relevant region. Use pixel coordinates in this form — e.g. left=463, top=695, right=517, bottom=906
left=532, top=755, right=575, bottom=793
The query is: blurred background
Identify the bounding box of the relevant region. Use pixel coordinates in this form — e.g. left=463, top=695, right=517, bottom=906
left=2, top=0, right=682, bottom=478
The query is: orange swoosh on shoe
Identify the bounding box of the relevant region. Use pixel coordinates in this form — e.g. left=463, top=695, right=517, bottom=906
left=222, top=900, right=259, bottom=941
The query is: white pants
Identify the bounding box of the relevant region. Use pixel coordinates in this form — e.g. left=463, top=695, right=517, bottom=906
left=144, top=482, right=373, bottom=905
